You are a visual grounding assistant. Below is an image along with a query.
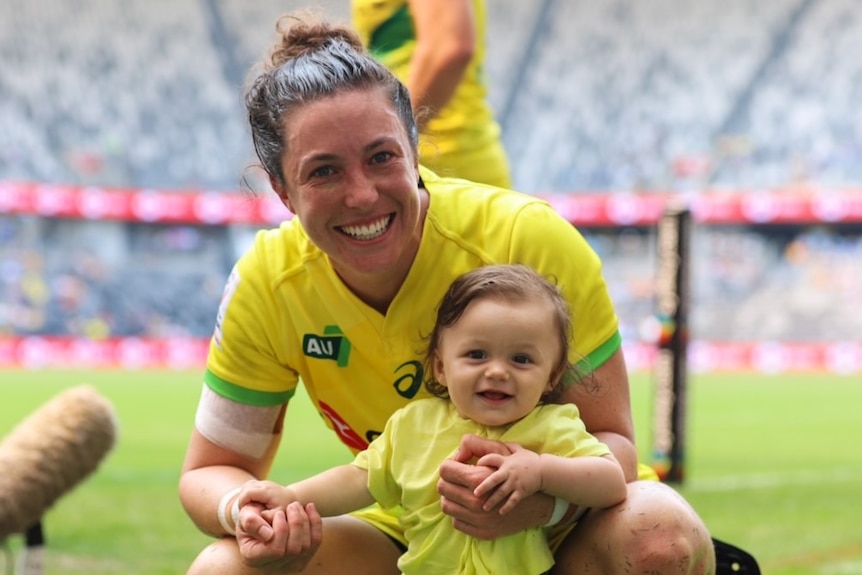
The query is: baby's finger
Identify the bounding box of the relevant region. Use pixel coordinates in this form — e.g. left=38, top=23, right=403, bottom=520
left=237, top=481, right=269, bottom=506
left=497, top=491, right=522, bottom=515
left=476, top=474, right=513, bottom=510
left=473, top=469, right=502, bottom=498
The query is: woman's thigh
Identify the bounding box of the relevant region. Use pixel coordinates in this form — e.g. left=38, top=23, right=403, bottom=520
left=187, top=515, right=403, bottom=575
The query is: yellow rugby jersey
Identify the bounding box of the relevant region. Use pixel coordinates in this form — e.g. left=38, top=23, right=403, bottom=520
left=205, top=167, right=620, bottom=454
left=351, top=0, right=510, bottom=186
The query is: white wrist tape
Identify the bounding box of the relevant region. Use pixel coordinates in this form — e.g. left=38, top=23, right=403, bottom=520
left=544, top=496, right=569, bottom=527
left=217, top=486, right=243, bottom=535
left=231, top=494, right=241, bottom=528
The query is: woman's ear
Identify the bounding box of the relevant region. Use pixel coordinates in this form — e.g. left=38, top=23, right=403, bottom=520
left=270, top=175, right=295, bottom=214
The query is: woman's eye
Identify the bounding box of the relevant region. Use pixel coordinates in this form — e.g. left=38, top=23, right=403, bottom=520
left=371, top=151, right=392, bottom=164
left=310, top=166, right=335, bottom=178
left=512, top=354, right=532, bottom=365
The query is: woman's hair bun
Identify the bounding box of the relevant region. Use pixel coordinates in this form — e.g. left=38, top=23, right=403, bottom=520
left=268, top=13, right=365, bottom=69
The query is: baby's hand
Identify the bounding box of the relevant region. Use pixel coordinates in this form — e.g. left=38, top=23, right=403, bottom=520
left=238, top=480, right=297, bottom=511
left=234, top=480, right=298, bottom=538
left=474, top=444, right=542, bottom=514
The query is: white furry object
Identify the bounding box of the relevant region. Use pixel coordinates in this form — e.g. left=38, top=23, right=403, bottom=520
left=0, top=384, right=118, bottom=541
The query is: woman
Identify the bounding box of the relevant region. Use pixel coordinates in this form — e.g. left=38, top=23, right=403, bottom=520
left=179, top=12, right=715, bottom=575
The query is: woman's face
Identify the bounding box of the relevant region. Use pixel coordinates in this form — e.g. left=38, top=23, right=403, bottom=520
left=274, top=88, right=423, bottom=283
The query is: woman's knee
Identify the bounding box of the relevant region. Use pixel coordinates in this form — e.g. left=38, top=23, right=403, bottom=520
left=617, top=482, right=714, bottom=572
left=553, top=481, right=715, bottom=575
left=187, top=538, right=248, bottom=575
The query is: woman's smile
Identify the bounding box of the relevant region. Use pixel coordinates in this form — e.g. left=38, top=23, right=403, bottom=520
left=337, top=214, right=395, bottom=241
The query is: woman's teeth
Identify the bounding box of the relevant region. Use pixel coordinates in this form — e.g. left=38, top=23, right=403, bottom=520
left=341, top=216, right=390, bottom=240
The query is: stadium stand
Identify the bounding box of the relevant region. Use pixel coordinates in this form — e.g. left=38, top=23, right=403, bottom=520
left=2, top=0, right=861, bottom=191
left=0, top=0, right=248, bottom=190
left=1, top=0, right=860, bottom=359
left=495, top=0, right=804, bottom=191
left=711, top=0, right=862, bottom=187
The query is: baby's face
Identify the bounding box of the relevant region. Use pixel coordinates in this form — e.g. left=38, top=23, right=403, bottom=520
left=432, top=296, right=562, bottom=427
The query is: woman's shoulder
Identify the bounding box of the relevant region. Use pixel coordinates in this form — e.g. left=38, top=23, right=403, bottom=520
left=423, top=167, right=556, bottom=230
left=239, top=219, right=322, bottom=275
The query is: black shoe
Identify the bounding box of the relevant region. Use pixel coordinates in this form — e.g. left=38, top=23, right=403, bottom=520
left=713, top=537, right=760, bottom=575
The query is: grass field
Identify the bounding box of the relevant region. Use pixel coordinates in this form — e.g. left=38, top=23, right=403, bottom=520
left=1, top=368, right=860, bottom=574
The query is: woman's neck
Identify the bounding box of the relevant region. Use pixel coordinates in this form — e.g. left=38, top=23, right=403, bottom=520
left=341, top=268, right=409, bottom=315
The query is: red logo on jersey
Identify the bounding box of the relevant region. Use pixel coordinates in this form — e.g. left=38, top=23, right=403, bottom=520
left=319, top=401, right=369, bottom=451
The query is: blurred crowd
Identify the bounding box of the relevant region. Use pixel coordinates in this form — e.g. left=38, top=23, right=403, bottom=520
left=589, top=224, right=862, bottom=343
left=1, top=0, right=861, bottom=343
left=2, top=214, right=859, bottom=343
left=0, top=216, right=230, bottom=339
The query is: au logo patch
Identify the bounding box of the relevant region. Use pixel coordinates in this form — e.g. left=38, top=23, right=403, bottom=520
left=303, top=325, right=351, bottom=366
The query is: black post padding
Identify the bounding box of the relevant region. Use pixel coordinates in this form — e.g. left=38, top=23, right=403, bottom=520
left=24, top=522, right=44, bottom=548
left=651, top=207, right=691, bottom=483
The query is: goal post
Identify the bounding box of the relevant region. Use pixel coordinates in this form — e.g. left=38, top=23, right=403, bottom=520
left=651, top=206, right=691, bottom=483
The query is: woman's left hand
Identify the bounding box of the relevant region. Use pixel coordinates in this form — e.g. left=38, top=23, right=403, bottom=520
left=237, top=501, right=323, bottom=572
left=437, top=434, right=553, bottom=539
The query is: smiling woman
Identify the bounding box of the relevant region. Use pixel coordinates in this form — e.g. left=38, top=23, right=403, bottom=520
left=178, top=10, right=717, bottom=575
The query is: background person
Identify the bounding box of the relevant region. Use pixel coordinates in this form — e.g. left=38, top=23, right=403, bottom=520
left=232, top=264, right=627, bottom=574
left=178, top=12, right=715, bottom=575
left=351, top=0, right=512, bottom=188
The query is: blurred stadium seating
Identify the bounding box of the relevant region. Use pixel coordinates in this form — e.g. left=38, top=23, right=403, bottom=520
left=1, top=0, right=860, bottom=370
left=3, top=0, right=861, bottom=191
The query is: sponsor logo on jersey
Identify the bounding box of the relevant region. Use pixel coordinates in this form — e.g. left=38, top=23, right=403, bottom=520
left=393, top=360, right=423, bottom=398
left=302, top=325, right=351, bottom=366
left=319, top=400, right=368, bottom=451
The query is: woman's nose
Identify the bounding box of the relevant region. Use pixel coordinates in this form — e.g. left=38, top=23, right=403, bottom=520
left=344, top=171, right=378, bottom=208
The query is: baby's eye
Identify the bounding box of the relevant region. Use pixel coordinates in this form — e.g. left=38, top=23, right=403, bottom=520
left=512, top=354, right=532, bottom=365
left=466, top=349, right=487, bottom=360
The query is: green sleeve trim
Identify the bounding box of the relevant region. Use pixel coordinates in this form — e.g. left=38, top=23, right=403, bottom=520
left=204, top=369, right=295, bottom=407
left=576, top=330, right=622, bottom=374
left=369, top=5, right=414, bottom=59
left=561, top=331, right=622, bottom=389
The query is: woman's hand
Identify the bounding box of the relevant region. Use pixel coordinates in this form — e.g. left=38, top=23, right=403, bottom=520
left=237, top=501, right=323, bottom=572
left=437, top=434, right=553, bottom=539
left=234, top=480, right=323, bottom=571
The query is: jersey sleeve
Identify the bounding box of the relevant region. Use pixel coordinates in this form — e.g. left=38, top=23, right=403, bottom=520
left=508, top=201, right=622, bottom=372
left=204, top=238, right=300, bottom=407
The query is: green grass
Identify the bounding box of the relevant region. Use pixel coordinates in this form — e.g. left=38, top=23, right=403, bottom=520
left=1, top=369, right=860, bottom=574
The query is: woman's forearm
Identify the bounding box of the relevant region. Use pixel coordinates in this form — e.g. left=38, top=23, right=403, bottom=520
left=179, top=465, right=257, bottom=536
